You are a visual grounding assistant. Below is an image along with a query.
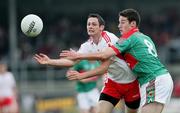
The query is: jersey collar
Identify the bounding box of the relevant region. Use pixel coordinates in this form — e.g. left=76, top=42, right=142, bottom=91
left=121, top=27, right=139, bottom=39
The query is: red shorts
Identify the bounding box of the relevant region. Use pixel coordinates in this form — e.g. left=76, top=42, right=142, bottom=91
left=101, top=79, right=140, bottom=102
left=0, top=97, right=13, bottom=108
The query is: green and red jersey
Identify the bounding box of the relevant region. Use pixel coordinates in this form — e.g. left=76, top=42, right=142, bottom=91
left=111, top=28, right=168, bottom=86
left=72, top=60, right=100, bottom=92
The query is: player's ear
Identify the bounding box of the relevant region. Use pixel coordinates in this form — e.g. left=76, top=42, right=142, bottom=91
left=100, top=25, right=105, bottom=30
left=131, top=21, right=136, bottom=28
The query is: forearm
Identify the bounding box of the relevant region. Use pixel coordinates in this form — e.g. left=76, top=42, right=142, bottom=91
left=48, top=58, right=75, bottom=67
left=77, top=52, right=104, bottom=61
left=77, top=47, right=116, bottom=61
left=80, top=76, right=98, bottom=82
left=79, top=67, right=105, bottom=80
left=79, top=59, right=110, bottom=80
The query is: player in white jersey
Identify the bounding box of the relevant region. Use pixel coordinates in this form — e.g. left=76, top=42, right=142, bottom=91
left=34, top=13, right=140, bottom=113
left=61, top=14, right=140, bottom=113
left=66, top=49, right=140, bottom=113
left=0, top=62, right=18, bottom=113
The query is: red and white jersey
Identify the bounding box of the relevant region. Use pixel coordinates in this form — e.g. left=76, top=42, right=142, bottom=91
left=107, top=56, right=136, bottom=83
left=78, top=31, right=118, bottom=54
left=0, top=72, right=16, bottom=97
left=78, top=31, right=136, bottom=83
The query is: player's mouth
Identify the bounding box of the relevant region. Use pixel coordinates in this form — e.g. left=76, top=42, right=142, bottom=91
left=88, top=30, right=94, bottom=33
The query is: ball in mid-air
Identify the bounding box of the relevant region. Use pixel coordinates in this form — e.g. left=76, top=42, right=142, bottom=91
left=21, top=14, right=43, bottom=37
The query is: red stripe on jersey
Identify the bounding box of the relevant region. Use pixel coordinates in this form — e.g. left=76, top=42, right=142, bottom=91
left=102, top=31, right=124, bottom=60
left=110, top=45, right=124, bottom=60
left=124, top=53, right=138, bottom=69
left=121, top=28, right=139, bottom=39
left=101, top=31, right=111, bottom=43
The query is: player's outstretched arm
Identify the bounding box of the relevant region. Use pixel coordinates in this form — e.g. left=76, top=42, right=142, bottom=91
left=66, top=59, right=111, bottom=80
left=34, top=53, right=75, bottom=67
left=60, top=47, right=116, bottom=61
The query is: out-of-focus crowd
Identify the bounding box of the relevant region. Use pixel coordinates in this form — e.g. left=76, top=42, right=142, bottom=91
left=1, top=9, right=180, bottom=65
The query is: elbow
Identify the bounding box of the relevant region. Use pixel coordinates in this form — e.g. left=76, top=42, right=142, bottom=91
left=101, top=56, right=108, bottom=60
left=99, top=70, right=106, bottom=75
left=98, top=66, right=108, bottom=75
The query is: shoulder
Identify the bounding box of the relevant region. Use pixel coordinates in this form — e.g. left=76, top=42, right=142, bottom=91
left=78, top=39, right=92, bottom=53
left=80, top=39, right=92, bottom=47
left=130, top=32, right=150, bottom=43
left=102, top=31, right=119, bottom=43
left=102, top=31, right=118, bottom=39
left=3, top=72, right=15, bottom=80
left=131, top=32, right=147, bottom=38
left=6, top=72, right=14, bottom=76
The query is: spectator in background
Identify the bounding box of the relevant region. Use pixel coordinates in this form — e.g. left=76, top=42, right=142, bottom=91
left=0, top=61, right=18, bottom=113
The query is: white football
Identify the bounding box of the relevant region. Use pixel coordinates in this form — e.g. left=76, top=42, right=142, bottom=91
left=21, top=14, right=43, bottom=37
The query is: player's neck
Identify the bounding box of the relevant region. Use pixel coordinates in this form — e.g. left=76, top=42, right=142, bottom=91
left=91, top=33, right=101, bottom=45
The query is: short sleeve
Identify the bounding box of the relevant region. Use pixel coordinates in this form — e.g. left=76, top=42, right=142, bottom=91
left=114, top=38, right=132, bottom=53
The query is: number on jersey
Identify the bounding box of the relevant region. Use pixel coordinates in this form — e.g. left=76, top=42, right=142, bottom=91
left=144, top=39, right=157, bottom=57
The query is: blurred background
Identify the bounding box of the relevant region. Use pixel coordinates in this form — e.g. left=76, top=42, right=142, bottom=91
left=0, top=0, right=180, bottom=113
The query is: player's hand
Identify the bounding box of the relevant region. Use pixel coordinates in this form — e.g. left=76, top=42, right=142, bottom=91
left=66, top=70, right=81, bottom=80
left=34, top=53, right=50, bottom=65
left=59, top=49, right=80, bottom=60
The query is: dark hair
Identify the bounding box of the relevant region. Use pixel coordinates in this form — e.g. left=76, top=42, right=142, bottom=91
left=119, top=9, right=140, bottom=27
left=88, top=13, right=105, bottom=26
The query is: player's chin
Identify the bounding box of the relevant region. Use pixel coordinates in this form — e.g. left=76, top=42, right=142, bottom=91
left=87, top=32, right=95, bottom=36
left=119, top=30, right=123, bottom=34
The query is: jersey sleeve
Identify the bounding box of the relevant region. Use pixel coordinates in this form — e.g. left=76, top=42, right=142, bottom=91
left=108, top=32, right=119, bottom=44
left=104, top=31, right=119, bottom=44
left=113, top=37, right=133, bottom=54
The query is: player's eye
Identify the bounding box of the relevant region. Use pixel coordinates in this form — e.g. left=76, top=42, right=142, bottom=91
left=92, top=23, right=97, bottom=26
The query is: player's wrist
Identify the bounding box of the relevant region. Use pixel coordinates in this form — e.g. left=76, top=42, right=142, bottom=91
left=78, top=73, right=84, bottom=80
left=77, top=53, right=84, bottom=60
left=46, top=59, right=51, bottom=65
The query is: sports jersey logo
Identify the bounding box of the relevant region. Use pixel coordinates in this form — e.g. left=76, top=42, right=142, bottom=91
left=146, top=80, right=155, bottom=104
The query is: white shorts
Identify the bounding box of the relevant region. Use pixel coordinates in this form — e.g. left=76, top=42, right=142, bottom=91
left=140, top=73, right=173, bottom=107
left=77, top=88, right=100, bottom=110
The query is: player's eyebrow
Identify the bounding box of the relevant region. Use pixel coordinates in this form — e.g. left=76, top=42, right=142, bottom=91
left=120, top=19, right=128, bottom=22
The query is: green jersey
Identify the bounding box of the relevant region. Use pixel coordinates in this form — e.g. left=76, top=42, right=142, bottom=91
left=72, top=60, right=100, bottom=92
left=113, top=28, right=168, bottom=86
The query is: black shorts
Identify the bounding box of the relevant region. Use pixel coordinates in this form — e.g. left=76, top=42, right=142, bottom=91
left=99, top=93, right=140, bottom=109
